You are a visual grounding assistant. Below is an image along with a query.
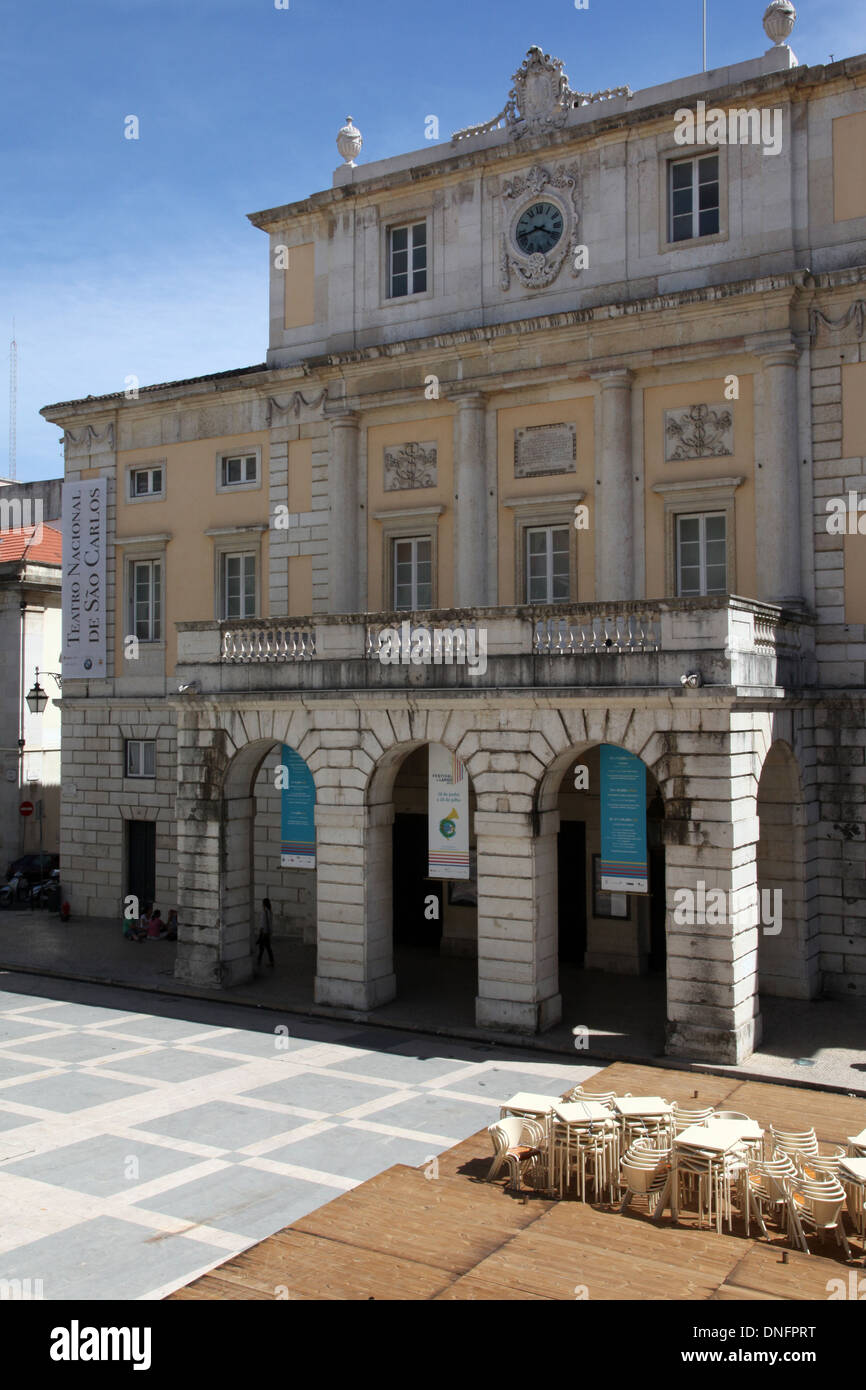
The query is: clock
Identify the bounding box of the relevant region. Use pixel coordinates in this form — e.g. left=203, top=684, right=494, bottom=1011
left=514, top=200, right=564, bottom=256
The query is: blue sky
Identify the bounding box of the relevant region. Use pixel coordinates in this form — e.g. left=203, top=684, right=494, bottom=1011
left=2, top=0, right=864, bottom=478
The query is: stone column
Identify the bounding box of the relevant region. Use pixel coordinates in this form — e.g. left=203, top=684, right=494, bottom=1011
left=593, top=369, right=634, bottom=600
left=754, top=340, right=803, bottom=604
left=328, top=411, right=360, bottom=613
left=314, top=802, right=397, bottom=1010
left=452, top=392, right=489, bottom=607
left=475, top=808, right=562, bottom=1032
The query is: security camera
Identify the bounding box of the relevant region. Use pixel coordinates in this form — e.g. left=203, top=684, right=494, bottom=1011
left=680, top=671, right=703, bottom=688
left=177, top=680, right=201, bottom=695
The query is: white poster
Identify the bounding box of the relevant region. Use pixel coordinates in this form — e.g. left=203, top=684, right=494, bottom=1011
left=428, top=743, right=470, bottom=879
left=61, top=477, right=107, bottom=679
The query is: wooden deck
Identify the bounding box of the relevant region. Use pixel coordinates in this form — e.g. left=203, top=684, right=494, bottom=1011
left=167, top=1062, right=866, bottom=1301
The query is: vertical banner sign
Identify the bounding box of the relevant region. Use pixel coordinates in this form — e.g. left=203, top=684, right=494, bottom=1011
left=428, top=743, right=470, bottom=879
left=280, top=744, right=316, bottom=868
left=600, top=744, right=648, bottom=894
left=61, top=477, right=107, bottom=678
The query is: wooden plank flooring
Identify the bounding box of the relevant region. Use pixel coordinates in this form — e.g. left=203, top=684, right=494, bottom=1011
left=168, top=1062, right=866, bottom=1302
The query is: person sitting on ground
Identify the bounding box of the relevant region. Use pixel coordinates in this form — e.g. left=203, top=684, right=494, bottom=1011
left=165, top=908, right=179, bottom=941
left=123, top=914, right=146, bottom=942
left=147, top=907, right=167, bottom=939
left=139, top=903, right=152, bottom=936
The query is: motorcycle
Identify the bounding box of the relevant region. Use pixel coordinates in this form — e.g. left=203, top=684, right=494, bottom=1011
left=31, top=870, right=61, bottom=912
left=0, top=871, right=31, bottom=909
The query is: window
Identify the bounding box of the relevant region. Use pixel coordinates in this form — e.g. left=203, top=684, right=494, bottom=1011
left=129, top=560, right=162, bottom=641
left=393, top=536, right=432, bottom=609
left=220, top=552, right=256, bottom=619
left=526, top=525, right=570, bottom=603
left=129, top=467, right=163, bottom=499
left=126, top=739, right=155, bottom=779
left=388, top=222, right=427, bottom=298
left=220, top=453, right=258, bottom=488
left=669, top=154, right=720, bottom=242
left=676, top=513, right=727, bottom=595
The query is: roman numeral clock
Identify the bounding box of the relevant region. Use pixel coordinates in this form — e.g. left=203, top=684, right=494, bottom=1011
left=499, top=163, right=583, bottom=290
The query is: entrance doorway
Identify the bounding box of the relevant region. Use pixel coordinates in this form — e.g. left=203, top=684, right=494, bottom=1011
left=557, top=820, right=586, bottom=964
left=393, top=812, right=442, bottom=947
left=127, top=820, right=156, bottom=909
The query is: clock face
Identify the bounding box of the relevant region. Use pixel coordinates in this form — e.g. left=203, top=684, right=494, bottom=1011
left=514, top=200, right=564, bottom=256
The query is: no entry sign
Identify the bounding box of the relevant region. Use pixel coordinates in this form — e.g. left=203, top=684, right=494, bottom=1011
left=19, top=801, right=34, bottom=817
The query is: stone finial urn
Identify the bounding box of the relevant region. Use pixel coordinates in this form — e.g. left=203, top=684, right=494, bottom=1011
left=336, top=116, right=362, bottom=167
left=763, top=0, right=797, bottom=45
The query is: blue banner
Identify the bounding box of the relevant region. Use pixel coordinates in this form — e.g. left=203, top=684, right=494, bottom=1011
left=599, top=744, right=648, bottom=894
left=280, top=744, right=316, bottom=869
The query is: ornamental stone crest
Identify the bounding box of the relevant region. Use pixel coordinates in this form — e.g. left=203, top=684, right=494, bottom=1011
left=664, top=404, right=734, bottom=461
left=384, top=442, right=438, bottom=491
left=452, top=45, right=630, bottom=144
left=499, top=163, right=581, bottom=290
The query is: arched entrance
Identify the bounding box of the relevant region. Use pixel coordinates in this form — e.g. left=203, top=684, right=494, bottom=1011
left=757, top=740, right=816, bottom=997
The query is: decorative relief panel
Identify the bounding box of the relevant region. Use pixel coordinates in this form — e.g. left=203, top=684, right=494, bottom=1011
left=384, top=442, right=438, bottom=491
left=514, top=423, right=576, bottom=478
left=664, top=404, right=733, bottom=461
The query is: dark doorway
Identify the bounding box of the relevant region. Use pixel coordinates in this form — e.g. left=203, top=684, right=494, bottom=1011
left=392, top=813, right=442, bottom=947
left=557, top=819, right=587, bottom=964
left=647, top=790, right=666, bottom=971
left=127, top=820, right=156, bottom=910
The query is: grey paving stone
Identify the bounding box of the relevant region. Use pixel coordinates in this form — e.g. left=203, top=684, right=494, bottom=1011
left=328, top=1049, right=478, bottom=1085
left=191, top=1030, right=323, bottom=1059
left=132, top=1163, right=340, bottom=1240
left=241, top=1070, right=405, bottom=1115
left=443, top=1065, right=574, bottom=1101
left=0, top=1107, right=35, bottom=1131
left=267, top=1125, right=439, bottom=1181
left=1, top=1134, right=203, bottom=1196
left=108, top=1049, right=245, bottom=1083
left=373, top=1092, right=491, bottom=1140
left=4, top=1072, right=155, bottom=1113
left=95, top=1016, right=237, bottom=1042
left=0, top=1215, right=226, bottom=1301
left=0, top=1018, right=66, bottom=1043
left=132, top=1100, right=308, bottom=1150
left=10, top=1004, right=127, bottom=1027
left=1, top=1032, right=147, bottom=1064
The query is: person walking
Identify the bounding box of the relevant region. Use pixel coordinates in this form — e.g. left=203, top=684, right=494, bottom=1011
left=257, top=897, right=274, bottom=967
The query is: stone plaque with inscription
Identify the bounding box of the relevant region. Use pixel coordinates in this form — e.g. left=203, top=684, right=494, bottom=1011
left=514, top=423, right=576, bottom=478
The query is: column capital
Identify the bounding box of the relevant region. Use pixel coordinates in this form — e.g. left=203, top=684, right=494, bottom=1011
left=745, top=332, right=799, bottom=366
left=327, top=408, right=361, bottom=429
left=449, top=388, right=487, bottom=409
left=590, top=366, right=634, bottom=389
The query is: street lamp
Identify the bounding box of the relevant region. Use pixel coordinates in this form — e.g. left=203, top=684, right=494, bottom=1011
left=25, top=667, right=62, bottom=715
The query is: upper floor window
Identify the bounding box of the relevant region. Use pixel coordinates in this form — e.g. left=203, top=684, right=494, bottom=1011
left=125, top=739, right=155, bottom=779
left=388, top=222, right=427, bottom=298
left=220, top=453, right=258, bottom=488
left=669, top=154, right=720, bottom=242
left=129, top=559, right=162, bottom=642
left=393, top=536, right=432, bottom=609
left=526, top=525, right=570, bottom=604
left=676, top=512, right=727, bottom=595
left=129, top=466, right=163, bottom=499
left=221, top=551, right=256, bottom=619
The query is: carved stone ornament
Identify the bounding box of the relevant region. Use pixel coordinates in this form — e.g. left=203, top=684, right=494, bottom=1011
left=809, top=300, right=866, bottom=343
left=62, top=423, right=115, bottom=449
left=336, top=116, right=362, bottom=167
left=266, top=389, right=330, bottom=425
left=452, top=45, right=630, bottom=144
left=664, top=404, right=734, bottom=461
left=499, top=163, right=581, bottom=291
left=384, top=442, right=438, bottom=491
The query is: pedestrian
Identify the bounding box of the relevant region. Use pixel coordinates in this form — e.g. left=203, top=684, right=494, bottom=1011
left=257, top=897, right=274, bottom=967
left=165, top=908, right=179, bottom=941
left=147, top=907, right=167, bottom=939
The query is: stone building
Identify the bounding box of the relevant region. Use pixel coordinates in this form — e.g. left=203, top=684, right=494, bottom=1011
left=42, top=6, right=866, bottom=1063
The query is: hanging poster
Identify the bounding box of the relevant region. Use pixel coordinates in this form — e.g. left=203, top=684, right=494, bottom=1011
left=61, top=477, right=107, bottom=678
left=599, top=743, right=648, bottom=894
left=280, top=744, right=316, bottom=868
left=428, top=743, right=470, bottom=879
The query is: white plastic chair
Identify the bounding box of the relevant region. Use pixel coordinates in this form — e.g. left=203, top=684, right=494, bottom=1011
left=619, top=1139, right=671, bottom=1216
left=788, top=1174, right=852, bottom=1258
left=746, top=1154, right=798, bottom=1241
left=486, top=1116, right=547, bottom=1191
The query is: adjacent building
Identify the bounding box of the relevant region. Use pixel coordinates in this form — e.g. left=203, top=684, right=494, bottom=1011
left=42, top=4, right=866, bottom=1063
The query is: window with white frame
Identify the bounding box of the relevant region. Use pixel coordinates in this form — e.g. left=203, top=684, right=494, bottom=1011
left=129, top=559, right=162, bottom=641
left=125, top=739, right=155, bottom=779
left=220, top=551, right=256, bottom=619
left=219, top=453, right=258, bottom=488
left=669, top=154, right=720, bottom=242
left=129, top=466, right=163, bottom=499
left=526, top=525, right=570, bottom=604
left=676, top=512, right=727, bottom=595
left=392, top=536, right=432, bottom=610
left=388, top=222, right=427, bottom=298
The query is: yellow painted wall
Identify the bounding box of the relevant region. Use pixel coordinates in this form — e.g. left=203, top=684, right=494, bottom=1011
left=643, top=375, right=755, bottom=599
left=288, top=438, right=313, bottom=512
left=115, top=431, right=270, bottom=674
left=842, top=362, right=866, bottom=458
left=496, top=396, right=595, bottom=605
left=833, top=112, right=866, bottom=223
left=284, top=243, right=315, bottom=329
left=288, top=555, right=313, bottom=615
left=366, top=413, right=455, bottom=610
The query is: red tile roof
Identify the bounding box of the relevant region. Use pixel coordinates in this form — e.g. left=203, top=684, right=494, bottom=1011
left=0, top=524, right=62, bottom=566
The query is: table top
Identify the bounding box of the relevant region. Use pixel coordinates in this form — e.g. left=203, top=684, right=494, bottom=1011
left=501, top=1092, right=561, bottom=1114
left=848, top=1129, right=866, bottom=1147
left=841, top=1157, right=866, bottom=1181
left=553, top=1101, right=612, bottom=1124
left=614, top=1096, right=672, bottom=1117
left=676, top=1119, right=763, bottom=1152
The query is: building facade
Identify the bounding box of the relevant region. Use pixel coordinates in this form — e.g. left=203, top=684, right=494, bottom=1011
left=43, top=7, right=866, bottom=1063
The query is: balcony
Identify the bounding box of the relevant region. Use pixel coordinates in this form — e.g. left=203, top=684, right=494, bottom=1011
left=174, top=597, right=815, bottom=696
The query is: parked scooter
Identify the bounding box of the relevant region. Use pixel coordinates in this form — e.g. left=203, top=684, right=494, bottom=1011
left=31, top=870, right=61, bottom=912
left=0, top=871, right=31, bottom=908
